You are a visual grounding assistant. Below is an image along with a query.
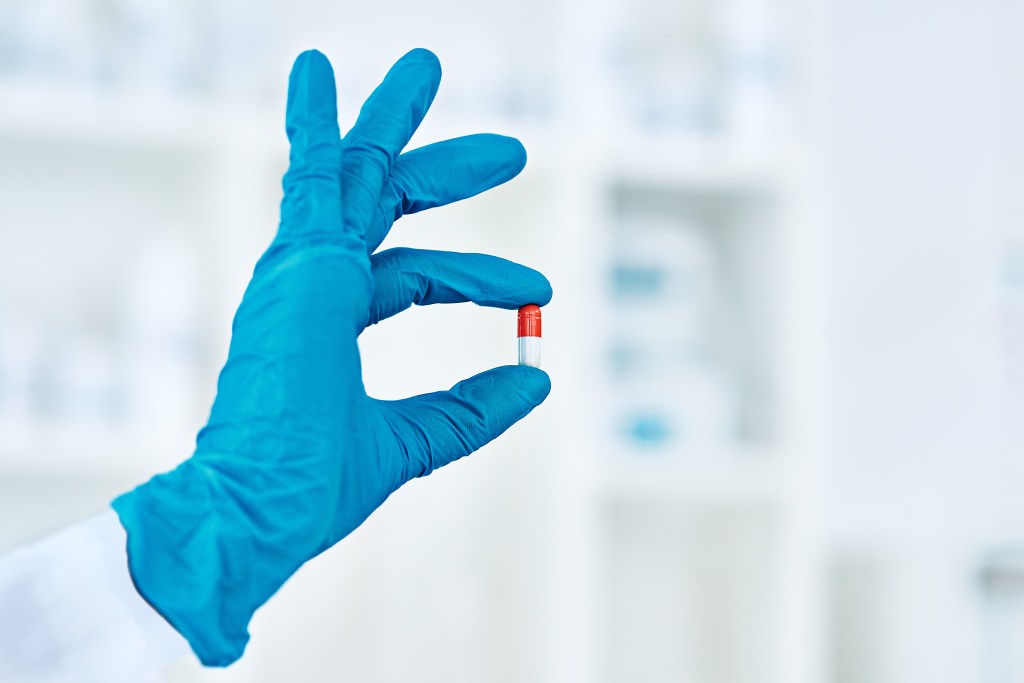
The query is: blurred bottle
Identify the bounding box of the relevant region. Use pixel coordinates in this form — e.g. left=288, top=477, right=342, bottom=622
left=0, top=0, right=95, bottom=83
left=981, top=550, right=1024, bottom=683
left=92, top=0, right=208, bottom=94
left=606, top=0, right=720, bottom=136
left=205, top=0, right=275, bottom=101
left=49, top=333, right=121, bottom=434
left=716, top=0, right=785, bottom=158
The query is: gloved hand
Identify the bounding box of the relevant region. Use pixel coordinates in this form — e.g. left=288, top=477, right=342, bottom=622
left=112, top=49, right=551, bottom=667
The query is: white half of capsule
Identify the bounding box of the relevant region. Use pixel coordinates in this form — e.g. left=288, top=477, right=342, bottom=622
left=518, top=336, right=541, bottom=368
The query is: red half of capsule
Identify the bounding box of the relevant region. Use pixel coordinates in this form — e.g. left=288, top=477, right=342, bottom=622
left=518, top=304, right=542, bottom=337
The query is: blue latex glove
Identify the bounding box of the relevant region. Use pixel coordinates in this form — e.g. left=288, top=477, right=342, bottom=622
left=112, top=49, right=551, bottom=667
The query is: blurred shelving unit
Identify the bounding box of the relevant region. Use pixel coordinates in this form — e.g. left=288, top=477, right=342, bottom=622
left=546, top=0, right=826, bottom=681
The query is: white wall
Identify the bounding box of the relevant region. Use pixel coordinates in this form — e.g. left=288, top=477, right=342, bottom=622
left=821, top=0, right=1024, bottom=679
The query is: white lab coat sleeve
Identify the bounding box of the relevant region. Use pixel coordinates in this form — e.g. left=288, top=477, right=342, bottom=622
left=0, top=510, right=191, bottom=682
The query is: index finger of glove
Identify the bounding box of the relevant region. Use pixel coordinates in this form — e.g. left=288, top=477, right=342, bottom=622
left=365, top=248, right=552, bottom=328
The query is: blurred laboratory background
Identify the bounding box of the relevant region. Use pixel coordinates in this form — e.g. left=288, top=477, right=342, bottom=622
left=0, top=0, right=1023, bottom=681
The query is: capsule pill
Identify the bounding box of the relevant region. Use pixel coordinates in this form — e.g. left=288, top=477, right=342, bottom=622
left=517, top=304, right=541, bottom=368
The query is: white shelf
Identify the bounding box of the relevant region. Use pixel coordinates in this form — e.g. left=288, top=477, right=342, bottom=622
left=0, top=81, right=281, bottom=154
left=604, top=132, right=791, bottom=193
left=0, top=84, right=786, bottom=197
left=596, top=445, right=801, bottom=502
left=0, top=423, right=192, bottom=482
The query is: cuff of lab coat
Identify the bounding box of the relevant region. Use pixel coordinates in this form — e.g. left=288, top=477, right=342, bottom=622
left=0, top=509, right=190, bottom=682
left=92, top=509, right=191, bottom=663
